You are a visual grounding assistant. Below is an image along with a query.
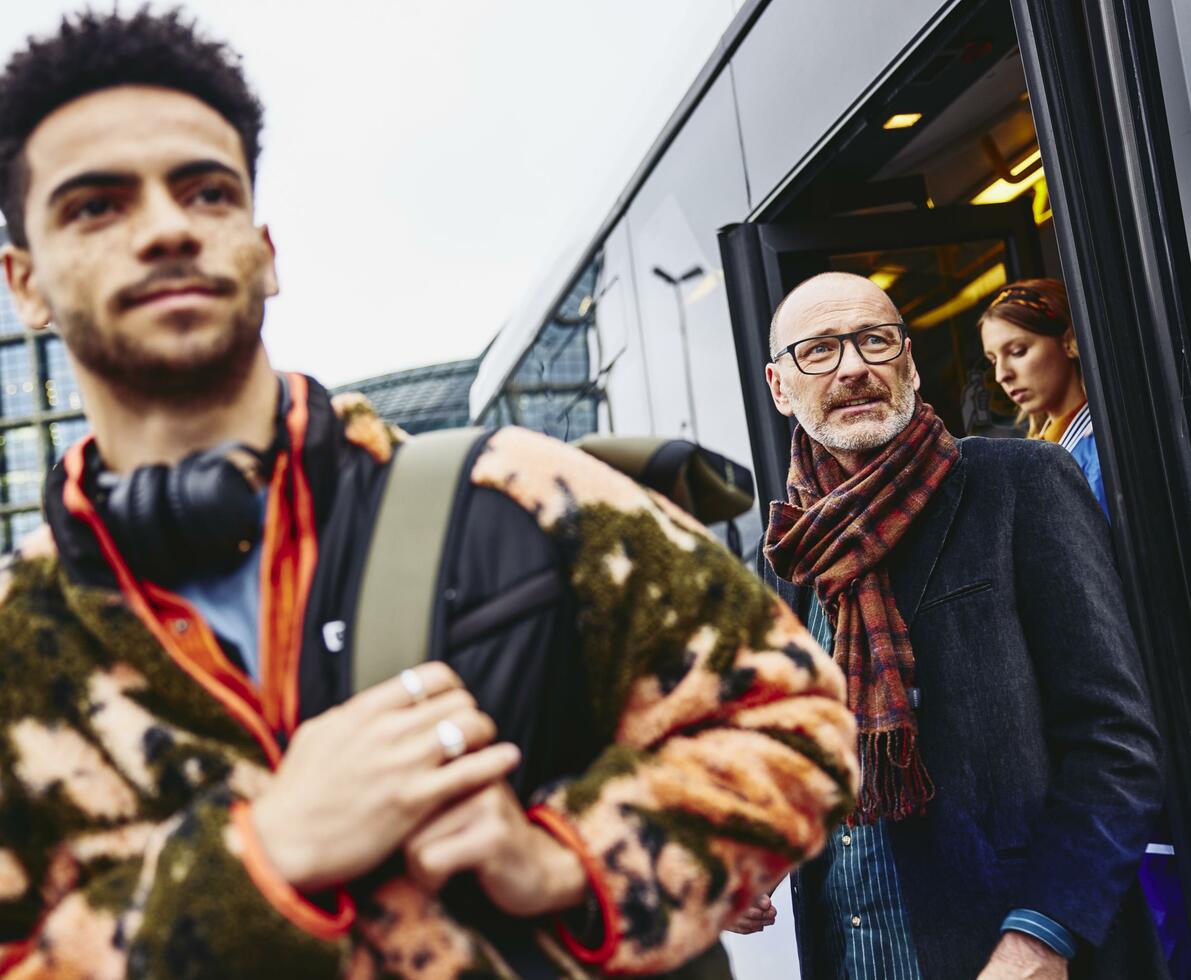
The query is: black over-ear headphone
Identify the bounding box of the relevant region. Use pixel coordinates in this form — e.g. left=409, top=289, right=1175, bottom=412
left=94, top=379, right=290, bottom=586
left=97, top=442, right=270, bottom=586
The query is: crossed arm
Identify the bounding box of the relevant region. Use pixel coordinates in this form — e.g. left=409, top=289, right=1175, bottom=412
left=0, top=429, right=857, bottom=976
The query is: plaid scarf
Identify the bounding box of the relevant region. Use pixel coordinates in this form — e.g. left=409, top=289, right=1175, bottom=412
left=764, top=397, right=958, bottom=823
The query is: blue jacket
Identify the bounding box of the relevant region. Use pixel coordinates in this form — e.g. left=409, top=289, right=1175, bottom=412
left=759, top=437, right=1165, bottom=979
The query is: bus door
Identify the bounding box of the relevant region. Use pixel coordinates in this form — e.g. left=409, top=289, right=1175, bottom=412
left=718, top=198, right=1043, bottom=510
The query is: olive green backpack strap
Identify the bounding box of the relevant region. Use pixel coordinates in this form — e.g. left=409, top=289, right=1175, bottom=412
left=351, top=427, right=485, bottom=693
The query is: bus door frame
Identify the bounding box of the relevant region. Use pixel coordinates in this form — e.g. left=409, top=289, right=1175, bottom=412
left=1013, top=0, right=1191, bottom=908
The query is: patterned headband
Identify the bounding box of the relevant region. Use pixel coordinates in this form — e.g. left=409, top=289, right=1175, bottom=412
left=989, top=286, right=1060, bottom=320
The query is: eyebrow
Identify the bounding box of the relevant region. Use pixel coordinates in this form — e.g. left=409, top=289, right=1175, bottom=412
left=167, top=159, right=243, bottom=185
left=46, top=159, right=244, bottom=207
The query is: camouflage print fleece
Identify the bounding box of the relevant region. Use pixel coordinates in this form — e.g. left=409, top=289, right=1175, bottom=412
left=0, top=421, right=856, bottom=979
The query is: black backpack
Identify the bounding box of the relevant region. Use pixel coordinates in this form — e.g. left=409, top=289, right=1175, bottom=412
left=351, top=427, right=753, bottom=978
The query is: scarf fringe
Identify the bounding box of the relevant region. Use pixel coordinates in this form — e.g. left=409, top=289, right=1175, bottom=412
left=852, top=727, right=935, bottom=825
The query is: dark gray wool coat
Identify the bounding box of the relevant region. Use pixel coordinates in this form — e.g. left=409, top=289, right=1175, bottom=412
left=758, top=436, right=1168, bottom=980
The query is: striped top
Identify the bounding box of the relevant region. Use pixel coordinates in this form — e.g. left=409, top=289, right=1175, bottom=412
left=1056, top=402, right=1093, bottom=453
left=1049, top=401, right=1109, bottom=518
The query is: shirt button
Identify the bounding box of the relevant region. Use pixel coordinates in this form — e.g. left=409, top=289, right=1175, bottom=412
left=842, top=833, right=852, bottom=846
left=851, top=914, right=861, bottom=928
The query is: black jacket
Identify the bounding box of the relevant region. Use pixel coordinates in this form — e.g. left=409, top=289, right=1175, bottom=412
left=759, top=437, right=1166, bottom=980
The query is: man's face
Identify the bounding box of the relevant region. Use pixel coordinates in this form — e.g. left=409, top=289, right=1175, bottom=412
left=2, top=85, right=277, bottom=402
left=765, top=275, right=916, bottom=454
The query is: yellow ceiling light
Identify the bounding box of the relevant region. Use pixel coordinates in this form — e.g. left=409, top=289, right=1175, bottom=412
left=971, top=149, right=1045, bottom=205
left=883, top=112, right=923, bottom=130
left=869, top=266, right=906, bottom=291
left=909, top=263, right=1007, bottom=330
left=1032, top=176, right=1053, bottom=226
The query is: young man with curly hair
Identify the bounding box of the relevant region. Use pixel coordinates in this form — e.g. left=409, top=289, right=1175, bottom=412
left=0, top=9, right=856, bottom=978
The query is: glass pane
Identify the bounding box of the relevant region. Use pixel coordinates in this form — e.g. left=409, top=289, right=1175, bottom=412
left=626, top=73, right=752, bottom=456
left=47, top=417, right=90, bottom=462
left=0, top=341, right=35, bottom=418
left=0, top=426, right=43, bottom=505
left=513, top=392, right=598, bottom=442
left=40, top=336, right=83, bottom=412
left=512, top=263, right=598, bottom=388
left=0, top=281, right=22, bottom=337
left=830, top=241, right=1023, bottom=437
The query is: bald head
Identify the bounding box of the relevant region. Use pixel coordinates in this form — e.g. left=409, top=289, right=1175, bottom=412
left=769, top=272, right=901, bottom=357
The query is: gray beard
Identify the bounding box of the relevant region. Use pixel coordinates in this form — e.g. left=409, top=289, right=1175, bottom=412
left=795, top=372, right=917, bottom=453
left=807, top=395, right=916, bottom=452
left=54, top=287, right=266, bottom=412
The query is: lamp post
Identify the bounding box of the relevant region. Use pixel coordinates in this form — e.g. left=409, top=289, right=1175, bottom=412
left=652, top=264, right=703, bottom=442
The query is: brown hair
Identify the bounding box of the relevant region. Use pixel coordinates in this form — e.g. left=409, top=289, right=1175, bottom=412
left=979, top=278, right=1077, bottom=436
left=978, top=277, right=1071, bottom=337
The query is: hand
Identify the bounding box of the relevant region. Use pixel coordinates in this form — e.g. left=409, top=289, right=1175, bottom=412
left=405, top=782, right=588, bottom=918
left=724, top=893, right=777, bottom=934
left=977, top=932, right=1069, bottom=980
left=251, top=664, right=520, bottom=892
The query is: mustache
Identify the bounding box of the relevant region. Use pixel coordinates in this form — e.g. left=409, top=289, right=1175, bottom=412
left=823, top=380, right=891, bottom=410
left=113, top=264, right=237, bottom=310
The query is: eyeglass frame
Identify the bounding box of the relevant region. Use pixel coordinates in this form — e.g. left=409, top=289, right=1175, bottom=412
left=770, top=321, right=909, bottom=376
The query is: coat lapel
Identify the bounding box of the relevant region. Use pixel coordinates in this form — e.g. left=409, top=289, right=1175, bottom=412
left=890, top=444, right=967, bottom=627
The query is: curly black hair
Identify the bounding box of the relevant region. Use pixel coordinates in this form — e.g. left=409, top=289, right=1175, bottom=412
left=0, top=6, right=264, bottom=247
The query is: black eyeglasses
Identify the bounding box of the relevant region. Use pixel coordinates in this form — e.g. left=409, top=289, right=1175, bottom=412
left=772, top=322, right=908, bottom=376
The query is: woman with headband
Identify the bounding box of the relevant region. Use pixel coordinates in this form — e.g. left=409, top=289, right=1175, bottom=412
left=979, top=278, right=1108, bottom=517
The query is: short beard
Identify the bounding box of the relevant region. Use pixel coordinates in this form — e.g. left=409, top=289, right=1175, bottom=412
left=55, top=286, right=266, bottom=412
left=794, top=368, right=916, bottom=453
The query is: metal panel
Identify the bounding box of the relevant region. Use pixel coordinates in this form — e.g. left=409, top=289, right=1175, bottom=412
left=731, top=0, right=960, bottom=204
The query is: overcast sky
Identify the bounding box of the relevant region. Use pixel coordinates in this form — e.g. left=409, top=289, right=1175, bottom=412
left=0, top=0, right=738, bottom=386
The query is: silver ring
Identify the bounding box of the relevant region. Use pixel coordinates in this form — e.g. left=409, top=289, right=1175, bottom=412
left=399, top=668, right=427, bottom=704
left=435, top=719, right=467, bottom=761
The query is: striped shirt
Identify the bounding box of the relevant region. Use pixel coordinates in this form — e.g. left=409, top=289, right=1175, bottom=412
left=805, top=595, right=923, bottom=980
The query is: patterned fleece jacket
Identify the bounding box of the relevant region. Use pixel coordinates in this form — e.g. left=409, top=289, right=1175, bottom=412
left=0, top=377, right=856, bottom=979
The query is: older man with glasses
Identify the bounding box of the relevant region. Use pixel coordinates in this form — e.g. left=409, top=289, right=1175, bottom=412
left=743, top=271, right=1166, bottom=980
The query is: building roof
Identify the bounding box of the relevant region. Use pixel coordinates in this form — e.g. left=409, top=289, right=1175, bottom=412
left=332, top=357, right=480, bottom=434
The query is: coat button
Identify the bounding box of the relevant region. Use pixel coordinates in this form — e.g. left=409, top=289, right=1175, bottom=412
left=173, top=619, right=189, bottom=634
left=851, top=914, right=861, bottom=928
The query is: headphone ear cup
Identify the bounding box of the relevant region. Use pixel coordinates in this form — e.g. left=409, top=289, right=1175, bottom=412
left=167, top=452, right=263, bottom=578
left=105, top=465, right=179, bottom=583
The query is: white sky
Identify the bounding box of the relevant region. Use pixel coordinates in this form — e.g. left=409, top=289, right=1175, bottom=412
left=0, top=0, right=738, bottom=386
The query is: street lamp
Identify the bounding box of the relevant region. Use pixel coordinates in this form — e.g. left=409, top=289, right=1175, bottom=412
left=652, top=264, right=703, bottom=441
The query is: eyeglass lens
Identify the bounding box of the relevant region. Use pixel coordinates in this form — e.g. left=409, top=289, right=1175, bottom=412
left=794, top=324, right=904, bottom=374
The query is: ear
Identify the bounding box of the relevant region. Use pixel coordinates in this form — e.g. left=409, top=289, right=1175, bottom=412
left=766, top=362, right=795, bottom=417
left=2, top=245, right=52, bottom=331
left=1061, top=326, right=1078, bottom=359
left=906, top=341, right=921, bottom=391
left=258, top=225, right=279, bottom=298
